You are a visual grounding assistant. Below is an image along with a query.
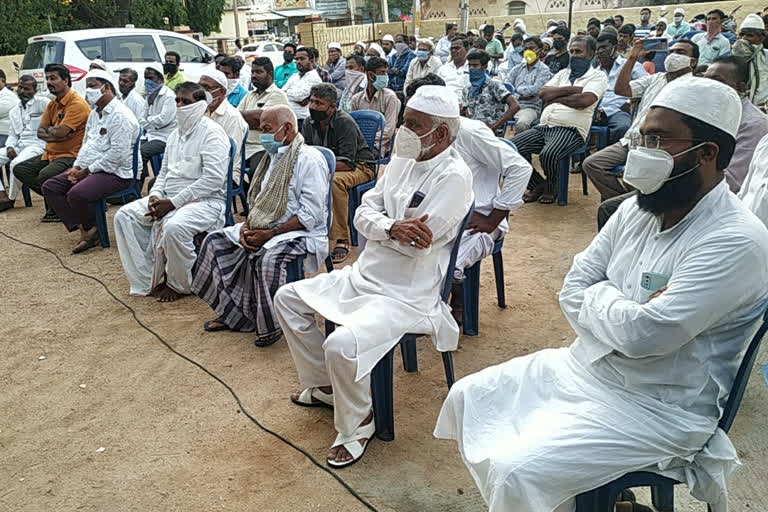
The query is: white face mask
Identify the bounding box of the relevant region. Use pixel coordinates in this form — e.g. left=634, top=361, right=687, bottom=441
left=345, top=69, right=364, bottom=85
left=176, top=100, right=208, bottom=136
left=226, top=78, right=239, bottom=94
left=664, top=53, right=691, bottom=73
left=85, top=85, right=105, bottom=107
left=673, top=15, right=684, bottom=25
left=623, top=144, right=705, bottom=194
left=394, top=125, right=437, bottom=160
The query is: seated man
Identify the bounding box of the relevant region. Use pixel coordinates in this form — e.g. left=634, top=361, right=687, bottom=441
left=437, top=36, right=470, bottom=107
left=274, top=43, right=298, bottom=89
left=734, top=14, right=768, bottom=110
left=510, top=35, right=607, bottom=204
left=192, top=105, right=329, bottom=345
left=300, top=83, right=375, bottom=263
left=283, top=47, right=323, bottom=129
left=504, top=36, right=552, bottom=135
left=338, top=54, right=367, bottom=113
left=42, top=70, right=140, bottom=253
left=324, top=42, right=347, bottom=96
left=407, top=75, right=532, bottom=323
left=462, top=50, right=520, bottom=136
left=436, top=77, right=768, bottom=512
left=218, top=56, right=248, bottom=107
left=117, top=68, right=145, bottom=122
left=114, top=82, right=229, bottom=302
left=163, top=51, right=186, bottom=92
left=0, top=75, right=49, bottom=212
left=13, top=63, right=91, bottom=221
left=584, top=39, right=697, bottom=201
left=275, top=85, right=473, bottom=468
left=740, top=133, right=768, bottom=227
left=349, top=56, right=400, bottom=157
left=140, top=63, right=177, bottom=182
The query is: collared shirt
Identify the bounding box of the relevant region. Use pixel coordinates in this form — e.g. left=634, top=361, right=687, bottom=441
left=438, top=60, right=470, bottom=106
left=667, top=21, right=691, bottom=38
left=504, top=45, right=524, bottom=69
left=388, top=49, right=416, bottom=92
left=275, top=61, right=298, bottom=88
left=596, top=56, right=649, bottom=118
left=634, top=22, right=656, bottom=38
left=740, top=133, right=768, bottom=226
left=40, top=88, right=91, bottom=160
left=164, top=71, right=186, bottom=92
left=227, top=83, right=248, bottom=107
left=338, top=74, right=367, bottom=113
left=205, top=99, right=248, bottom=179
left=436, top=35, right=452, bottom=63
left=725, top=96, right=768, bottom=193
left=149, top=116, right=229, bottom=208
left=404, top=55, right=443, bottom=93
left=621, top=71, right=684, bottom=146
left=238, top=83, right=288, bottom=157
left=539, top=66, right=608, bottom=140
left=505, top=60, right=552, bottom=112
left=545, top=52, right=570, bottom=74
left=142, top=85, right=177, bottom=142
left=4, top=95, right=49, bottom=152
left=0, top=86, right=19, bottom=135
left=349, top=87, right=401, bottom=156
left=692, top=32, right=731, bottom=66
left=484, top=37, right=504, bottom=58
left=462, top=78, right=512, bottom=132
left=324, top=57, right=347, bottom=94
left=300, top=109, right=375, bottom=166
left=283, top=69, right=322, bottom=120
left=749, top=49, right=768, bottom=107
left=120, top=88, right=145, bottom=124
left=74, top=98, right=140, bottom=180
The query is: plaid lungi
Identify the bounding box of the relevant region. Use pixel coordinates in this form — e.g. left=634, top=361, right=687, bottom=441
left=191, top=231, right=306, bottom=339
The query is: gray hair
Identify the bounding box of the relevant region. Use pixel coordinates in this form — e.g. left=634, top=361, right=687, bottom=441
left=262, top=104, right=298, bottom=133
left=430, top=115, right=460, bottom=144
left=310, top=83, right=338, bottom=104
left=569, top=35, right=597, bottom=56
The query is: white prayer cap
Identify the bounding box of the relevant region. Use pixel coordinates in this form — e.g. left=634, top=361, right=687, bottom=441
left=417, top=38, right=434, bottom=50
left=467, top=29, right=479, bottom=36
left=84, top=69, right=116, bottom=91
left=513, top=18, right=523, bottom=26
left=146, top=62, right=163, bottom=76
left=542, top=37, right=554, bottom=47
left=368, top=42, right=385, bottom=58
left=201, top=68, right=227, bottom=89
left=674, top=7, right=685, bottom=15
left=328, top=42, right=342, bottom=50
left=656, top=17, right=668, bottom=25
left=408, top=85, right=459, bottom=118
left=355, top=41, right=366, bottom=49
left=382, top=34, right=395, bottom=42
left=650, top=76, right=742, bottom=139
left=90, top=58, right=106, bottom=70
left=740, top=13, right=765, bottom=31
left=478, top=24, right=487, bottom=31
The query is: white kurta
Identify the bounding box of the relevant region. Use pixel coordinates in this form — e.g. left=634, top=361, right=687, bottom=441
left=740, top=132, right=768, bottom=228
left=205, top=99, right=248, bottom=181
left=114, top=118, right=229, bottom=295
left=120, top=89, right=145, bottom=125
left=435, top=181, right=768, bottom=512
left=0, top=95, right=49, bottom=198
left=283, top=70, right=322, bottom=121
left=142, top=86, right=177, bottom=142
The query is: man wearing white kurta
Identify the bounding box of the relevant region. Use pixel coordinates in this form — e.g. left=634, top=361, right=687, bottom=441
left=740, top=133, right=768, bottom=227
left=435, top=77, right=768, bottom=512
left=275, top=86, right=473, bottom=469
left=115, top=82, right=229, bottom=303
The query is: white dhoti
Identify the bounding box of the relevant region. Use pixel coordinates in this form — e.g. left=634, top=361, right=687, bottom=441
left=453, top=227, right=502, bottom=279
left=0, top=145, right=44, bottom=200
left=114, top=196, right=225, bottom=295
left=434, top=348, right=738, bottom=512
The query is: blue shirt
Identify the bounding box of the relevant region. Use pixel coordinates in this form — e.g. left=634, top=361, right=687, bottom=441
left=595, top=56, right=648, bottom=117
left=388, top=49, right=416, bottom=92
left=505, top=60, right=552, bottom=112
left=227, top=83, right=248, bottom=107
left=667, top=21, right=691, bottom=38
left=692, top=32, right=732, bottom=66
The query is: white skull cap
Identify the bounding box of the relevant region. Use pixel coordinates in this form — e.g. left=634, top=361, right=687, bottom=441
left=200, top=67, right=227, bottom=89
left=84, top=69, right=116, bottom=91
left=408, top=85, right=459, bottom=118
left=740, top=13, right=765, bottom=31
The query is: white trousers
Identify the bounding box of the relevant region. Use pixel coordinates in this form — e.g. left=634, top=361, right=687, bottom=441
left=274, top=282, right=371, bottom=437
left=454, top=228, right=502, bottom=279
left=114, top=196, right=224, bottom=296
left=0, top=145, right=44, bottom=199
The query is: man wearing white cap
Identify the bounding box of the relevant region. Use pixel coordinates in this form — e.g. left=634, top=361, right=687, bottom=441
left=668, top=8, right=691, bottom=38
left=324, top=42, right=347, bottom=95
left=381, top=34, right=396, bottom=60
left=42, top=70, right=140, bottom=253
left=436, top=76, right=768, bottom=512
left=734, top=13, right=768, bottom=109
left=89, top=59, right=107, bottom=71
left=140, top=62, right=177, bottom=184
left=275, top=85, right=473, bottom=469
left=199, top=68, right=248, bottom=185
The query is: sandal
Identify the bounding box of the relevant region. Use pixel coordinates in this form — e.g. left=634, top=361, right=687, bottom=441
left=291, top=387, right=334, bottom=409
left=538, top=192, right=556, bottom=204
left=203, top=318, right=230, bottom=332
left=523, top=184, right=544, bottom=203
left=72, top=232, right=100, bottom=254
left=332, top=243, right=350, bottom=264
left=327, top=417, right=376, bottom=469
left=253, top=332, right=282, bottom=347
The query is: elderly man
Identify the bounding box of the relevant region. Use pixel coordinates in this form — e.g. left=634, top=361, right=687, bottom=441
left=692, top=9, right=731, bottom=67
left=238, top=57, right=288, bottom=172
left=301, top=83, right=375, bottom=263
left=192, top=105, right=329, bottom=344
left=436, top=23, right=458, bottom=63
left=510, top=36, right=608, bottom=204
left=505, top=36, right=552, bottom=135
left=163, top=51, right=186, bottom=91
left=438, top=36, right=470, bottom=106
left=350, top=56, right=399, bottom=156
left=733, top=14, right=768, bottom=110
left=436, top=76, right=768, bottom=512
left=275, top=85, right=473, bottom=469
left=324, top=42, right=347, bottom=95
left=14, top=64, right=91, bottom=221
left=114, top=82, right=229, bottom=302
left=404, top=38, right=442, bottom=93
left=217, top=57, right=248, bottom=107
left=0, top=76, right=49, bottom=212
left=140, top=63, right=177, bottom=182
left=463, top=50, right=520, bottom=136
left=584, top=39, right=698, bottom=201
left=42, top=70, right=139, bottom=253
left=275, top=43, right=298, bottom=89
left=338, top=54, right=367, bottom=113
left=117, top=68, right=145, bottom=122
left=283, top=47, right=323, bottom=129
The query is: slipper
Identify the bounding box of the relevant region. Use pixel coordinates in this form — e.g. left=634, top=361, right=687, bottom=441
left=253, top=332, right=282, bottom=347
left=523, top=185, right=544, bottom=203
left=327, top=417, right=376, bottom=469
left=332, top=244, right=350, bottom=264
left=291, top=387, right=334, bottom=409
left=72, top=233, right=100, bottom=254
left=538, top=193, right=556, bottom=204
left=203, top=318, right=230, bottom=332
left=619, top=490, right=636, bottom=502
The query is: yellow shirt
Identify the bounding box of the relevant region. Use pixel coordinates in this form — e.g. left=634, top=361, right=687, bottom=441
left=164, top=71, right=187, bottom=92
left=40, top=88, right=91, bottom=160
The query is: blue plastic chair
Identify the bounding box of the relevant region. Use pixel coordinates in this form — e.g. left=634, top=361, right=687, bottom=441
left=222, top=137, right=239, bottom=227
left=348, top=110, right=385, bottom=247
left=91, top=133, right=143, bottom=248
left=370, top=203, right=475, bottom=442
left=575, top=311, right=768, bottom=512
left=150, top=153, right=164, bottom=177
left=557, top=124, right=609, bottom=206
left=227, top=129, right=250, bottom=221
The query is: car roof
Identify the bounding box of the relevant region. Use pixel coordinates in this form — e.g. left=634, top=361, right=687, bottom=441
left=28, top=28, right=199, bottom=42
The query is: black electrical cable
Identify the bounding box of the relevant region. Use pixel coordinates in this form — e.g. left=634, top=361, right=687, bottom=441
left=1, top=230, right=378, bottom=512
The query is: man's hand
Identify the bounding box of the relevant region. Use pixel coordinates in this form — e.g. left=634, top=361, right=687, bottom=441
left=647, top=286, right=667, bottom=303
left=145, top=196, right=175, bottom=221
left=629, top=38, right=646, bottom=60
left=390, top=214, right=433, bottom=249
left=245, top=229, right=274, bottom=248
left=299, top=97, right=311, bottom=106
left=66, top=167, right=88, bottom=184
left=467, top=212, right=499, bottom=235
left=6, top=147, right=17, bottom=160
left=487, top=121, right=501, bottom=132
left=239, top=228, right=261, bottom=252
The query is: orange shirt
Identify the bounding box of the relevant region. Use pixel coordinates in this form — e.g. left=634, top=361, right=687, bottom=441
left=40, top=88, right=91, bottom=160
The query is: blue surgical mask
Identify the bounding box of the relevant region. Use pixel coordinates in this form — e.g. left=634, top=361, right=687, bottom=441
left=260, top=126, right=286, bottom=154
left=145, top=79, right=161, bottom=95
left=373, top=74, right=389, bottom=91
left=416, top=50, right=429, bottom=61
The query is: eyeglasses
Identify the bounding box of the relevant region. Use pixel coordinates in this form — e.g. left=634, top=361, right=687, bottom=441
left=629, top=134, right=705, bottom=150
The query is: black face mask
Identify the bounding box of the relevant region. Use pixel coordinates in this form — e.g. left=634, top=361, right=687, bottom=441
left=284, top=51, right=294, bottom=63
left=163, top=63, right=177, bottom=75
left=553, top=39, right=566, bottom=50
left=119, top=86, right=132, bottom=96
left=309, top=107, right=329, bottom=122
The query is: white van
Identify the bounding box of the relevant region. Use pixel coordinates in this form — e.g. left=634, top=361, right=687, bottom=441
left=19, top=28, right=217, bottom=96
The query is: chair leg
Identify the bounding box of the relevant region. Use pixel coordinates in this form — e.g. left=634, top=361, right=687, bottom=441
left=22, top=185, right=32, bottom=207
left=371, top=348, right=395, bottom=442
left=651, top=482, right=675, bottom=512
left=581, top=159, right=589, bottom=196
left=441, top=351, right=455, bottom=388
left=93, top=200, right=110, bottom=248
left=462, top=263, right=480, bottom=336
left=492, top=251, right=506, bottom=308
left=400, top=334, right=418, bottom=372
left=558, top=158, right=569, bottom=206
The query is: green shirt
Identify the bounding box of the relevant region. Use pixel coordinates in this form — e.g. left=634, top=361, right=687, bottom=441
left=274, top=62, right=298, bottom=89
left=485, top=38, right=504, bottom=58
left=164, top=71, right=187, bottom=92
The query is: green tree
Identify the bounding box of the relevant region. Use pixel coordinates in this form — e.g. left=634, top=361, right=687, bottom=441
left=186, top=0, right=227, bottom=35
left=0, top=0, right=72, bottom=54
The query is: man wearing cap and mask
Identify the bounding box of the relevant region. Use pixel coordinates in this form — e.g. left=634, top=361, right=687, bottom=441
left=324, top=42, right=347, bottom=96
left=42, top=70, right=139, bottom=254
left=733, top=13, right=768, bottom=110
left=199, top=68, right=248, bottom=185
left=504, top=36, right=552, bottom=135
left=217, top=56, right=248, bottom=107
left=404, top=38, right=442, bottom=93
left=668, top=8, right=691, bottom=38
left=114, top=82, right=229, bottom=303
left=692, top=9, right=731, bottom=67
left=275, top=85, right=473, bottom=469
left=140, top=62, right=177, bottom=185
left=163, top=52, right=186, bottom=92
left=436, top=75, right=768, bottom=512
left=381, top=34, right=396, bottom=60
left=350, top=56, right=400, bottom=156
left=192, top=104, right=329, bottom=345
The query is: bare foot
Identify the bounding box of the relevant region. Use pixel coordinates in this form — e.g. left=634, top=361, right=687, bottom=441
left=523, top=183, right=544, bottom=203
left=290, top=385, right=333, bottom=403
left=156, top=285, right=184, bottom=302
left=327, top=411, right=373, bottom=465
left=149, top=282, right=167, bottom=297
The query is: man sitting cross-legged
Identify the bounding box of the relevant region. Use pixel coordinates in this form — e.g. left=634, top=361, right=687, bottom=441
left=114, top=82, right=229, bottom=302
left=275, top=85, right=473, bottom=468
left=191, top=105, right=330, bottom=346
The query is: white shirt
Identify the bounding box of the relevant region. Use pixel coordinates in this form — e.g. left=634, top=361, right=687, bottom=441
left=436, top=36, right=452, bottom=64
left=621, top=72, right=691, bottom=146
left=121, top=88, right=145, bottom=125
left=283, top=69, right=322, bottom=120
left=453, top=117, right=532, bottom=233
left=205, top=99, right=248, bottom=175
left=142, top=85, right=177, bottom=142
left=149, top=117, right=229, bottom=208
left=74, top=98, right=140, bottom=180
left=405, top=55, right=443, bottom=93
left=0, top=86, right=20, bottom=135
left=740, top=133, right=768, bottom=227
left=438, top=60, right=469, bottom=106
left=539, top=66, right=608, bottom=140
left=240, top=63, right=252, bottom=90
left=4, top=95, right=49, bottom=152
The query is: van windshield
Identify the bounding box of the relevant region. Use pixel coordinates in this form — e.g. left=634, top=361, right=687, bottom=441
left=22, top=40, right=65, bottom=69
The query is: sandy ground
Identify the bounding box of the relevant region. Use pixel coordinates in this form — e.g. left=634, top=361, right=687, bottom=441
left=2, top=177, right=767, bottom=512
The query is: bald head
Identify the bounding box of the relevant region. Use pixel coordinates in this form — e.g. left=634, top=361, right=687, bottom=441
left=262, top=104, right=298, bottom=145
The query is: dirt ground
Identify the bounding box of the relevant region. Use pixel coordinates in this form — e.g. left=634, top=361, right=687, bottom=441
left=2, top=177, right=767, bottom=512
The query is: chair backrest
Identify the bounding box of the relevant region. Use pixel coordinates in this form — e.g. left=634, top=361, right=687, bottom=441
left=314, top=146, right=336, bottom=234
left=349, top=110, right=385, bottom=163
left=240, top=127, right=250, bottom=178
left=719, top=311, right=768, bottom=432
left=440, top=202, right=475, bottom=303
left=503, top=83, right=515, bottom=95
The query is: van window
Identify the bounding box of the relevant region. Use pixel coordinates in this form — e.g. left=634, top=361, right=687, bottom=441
left=76, top=38, right=105, bottom=61
left=105, top=35, right=160, bottom=62
left=160, top=36, right=208, bottom=63
left=21, top=40, right=65, bottom=69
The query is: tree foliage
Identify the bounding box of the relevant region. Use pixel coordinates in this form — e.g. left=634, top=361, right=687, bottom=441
left=187, top=0, right=227, bottom=35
